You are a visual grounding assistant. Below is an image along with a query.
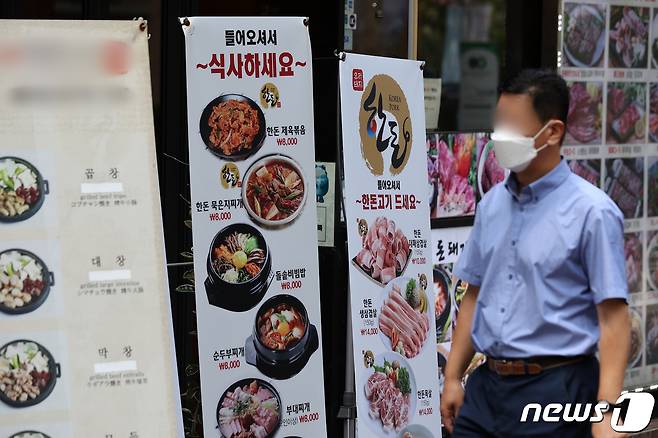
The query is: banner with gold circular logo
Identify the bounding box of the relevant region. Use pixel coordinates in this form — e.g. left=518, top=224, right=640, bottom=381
left=260, top=82, right=280, bottom=108
left=220, top=162, right=240, bottom=189
left=358, top=74, right=412, bottom=176
left=340, top=53, right=441, bottom=438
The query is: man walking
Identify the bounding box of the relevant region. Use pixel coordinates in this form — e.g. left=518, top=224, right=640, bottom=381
left=441, top=70, right=630, bottom=438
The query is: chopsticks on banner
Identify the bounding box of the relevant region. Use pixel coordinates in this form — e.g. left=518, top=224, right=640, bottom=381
left=334, top=50, right=426, bottom=70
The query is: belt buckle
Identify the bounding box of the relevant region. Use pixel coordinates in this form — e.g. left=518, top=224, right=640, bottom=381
left=498, top=359, right=527, bottom=376
left=491, top=358, right=543, bottom=376
left=495, top=359, right=511, bottom=376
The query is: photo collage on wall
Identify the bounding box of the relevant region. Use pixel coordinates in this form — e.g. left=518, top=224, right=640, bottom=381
left=433, top=262, right=487, bottom=396
left=426, top=225, right=484, bottom=400
left=426, top=131, right=505, bottom=396
left=560, top=0, right=658, bottom=388
left=427, top=132, right=506, bottom=220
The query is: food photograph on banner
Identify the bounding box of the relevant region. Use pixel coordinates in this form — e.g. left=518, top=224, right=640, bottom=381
left=427, top=132, right=506, bottom=220
left=562, top=2, right=606, bottom=69
left=565, top=81, right=603, bottom=146
left=182, top=17, right=328, bottom=438
left=559, top=0, right=658, bottom=388
left=340, top=52, right=443, bottom=437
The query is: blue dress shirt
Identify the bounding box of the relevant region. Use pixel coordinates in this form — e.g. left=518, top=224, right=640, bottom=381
left=454, top=160, right=628, bottom=358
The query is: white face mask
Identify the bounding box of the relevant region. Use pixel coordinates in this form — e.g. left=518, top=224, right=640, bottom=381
left=491, top=122, right=552, bottom=173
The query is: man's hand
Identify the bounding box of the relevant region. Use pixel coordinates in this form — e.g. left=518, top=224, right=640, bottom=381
left=441, top=285, right=479, bottom=433
left=592, top=413, right=627, bottom=438
left=596, top=299, right=630, bottom=438
left=440, top=378, right=464, bottom=433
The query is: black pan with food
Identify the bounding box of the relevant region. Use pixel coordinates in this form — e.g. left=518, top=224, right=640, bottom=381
left=199, top=94, right=266, bottom=161
left=216, top=378, right=281, bottom=438
left=0, top=157, right=49, bottom=224
left=205, top=223, right=272, bottom=312
left=242, top=154, right=307, bottom=227
left=0, top=249, right=55, bottom=315
left=245, top=294, right=319, bottom=380
left=434, top=267, right=452, bottom=340
left=0, top=339, right=60, bottom=408
left=437, top=351, right=447, bottom=369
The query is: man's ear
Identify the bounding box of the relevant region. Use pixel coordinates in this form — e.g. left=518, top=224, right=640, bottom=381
left=548, top=120, right=566, bottom=146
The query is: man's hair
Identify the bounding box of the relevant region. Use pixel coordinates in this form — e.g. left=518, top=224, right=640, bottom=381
left=500, top=69, right=569, bottom=125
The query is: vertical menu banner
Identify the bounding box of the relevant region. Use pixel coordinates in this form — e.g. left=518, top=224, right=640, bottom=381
left=340, top=53, right=442, bottom=437
left=0, top=20, right=182, bottom=436
left=182, top=17, right=328, bottom=437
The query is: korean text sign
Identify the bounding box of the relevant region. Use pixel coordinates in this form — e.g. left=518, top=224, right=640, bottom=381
left=182, top=17, right=328, bottom=437
left=0, top=20, right=181, bottom=437
left=340, top=52, right=442, bottom=437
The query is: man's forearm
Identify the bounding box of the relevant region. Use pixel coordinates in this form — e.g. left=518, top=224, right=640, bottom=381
left=445, top=285, right=479, bottom=381
left=597, top=300, right=630, bottom=402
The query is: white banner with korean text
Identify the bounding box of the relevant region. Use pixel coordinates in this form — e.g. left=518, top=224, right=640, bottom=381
left=182, top=17, right=328, bottom=437
left=0, top=19, right=182, bottom=437
left=340, top=53, right=442, bottom=437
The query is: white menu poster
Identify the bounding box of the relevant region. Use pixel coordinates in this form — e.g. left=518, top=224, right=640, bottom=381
left=182, top=17, right=328, bottom=437
left=0, top=20, right=182, bottom=436
left=340, top=53, right=442, bottom=437
left=558, top=0, right=658, bottom=389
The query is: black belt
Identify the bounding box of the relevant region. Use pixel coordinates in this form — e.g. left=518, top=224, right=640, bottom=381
left=486, top=355, right=591, bottom=376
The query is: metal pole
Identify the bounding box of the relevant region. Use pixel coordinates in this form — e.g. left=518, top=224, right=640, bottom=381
left=339, top=285, right=357, bottom=438
left=335, top=52, right=356, bottom=438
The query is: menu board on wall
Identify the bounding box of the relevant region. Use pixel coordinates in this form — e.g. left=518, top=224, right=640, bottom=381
left=427, top=132, right=506, bottom=220
left=429, top=228, right=487, bottom=401
left=340, top=53, right=442, bottom=437
left=0, top=20, right=182, bottom=436
left=558, top=0, right=658, bottom=388
left=182, top=17, right=328, bottom=437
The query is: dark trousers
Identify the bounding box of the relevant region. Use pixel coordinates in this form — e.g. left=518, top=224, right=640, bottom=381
left=452, top=356, right=599, bottom=438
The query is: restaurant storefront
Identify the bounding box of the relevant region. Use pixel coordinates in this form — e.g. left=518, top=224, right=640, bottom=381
left=2, top=0, right=655, bottom=437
